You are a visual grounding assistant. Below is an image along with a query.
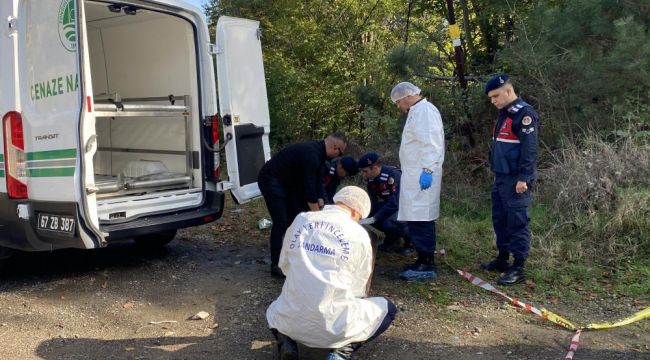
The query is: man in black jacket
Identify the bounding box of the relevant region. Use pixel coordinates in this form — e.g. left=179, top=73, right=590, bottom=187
left=258, top=132, right=348, bottom=278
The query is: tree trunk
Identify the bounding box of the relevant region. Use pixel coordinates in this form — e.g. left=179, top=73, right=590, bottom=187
left=458, top=0, right=475, bottom=69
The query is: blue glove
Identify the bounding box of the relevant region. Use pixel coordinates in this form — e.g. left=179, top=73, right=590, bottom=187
left=419, top=171, right=433, bottom=190
left=358, top=217, right=376, bottom=225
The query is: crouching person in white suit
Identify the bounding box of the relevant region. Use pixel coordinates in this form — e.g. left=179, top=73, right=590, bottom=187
left=267, top=186, right=397, bottom=360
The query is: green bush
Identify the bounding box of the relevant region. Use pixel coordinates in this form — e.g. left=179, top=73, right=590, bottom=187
left=484, top=128, right=650, bottom=268
left=500, top=0, right=650, bottom=141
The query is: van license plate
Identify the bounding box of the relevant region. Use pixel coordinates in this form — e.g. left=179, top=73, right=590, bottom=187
left=37, top=213, right=76, bottom=236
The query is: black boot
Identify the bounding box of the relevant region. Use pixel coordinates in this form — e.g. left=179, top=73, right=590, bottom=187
left=399, top=237, right=416, bottom=256
left=378, top=235, right=399, bottom=253
left=401, top=252, right=437, bottom=281
left=497, top=258, right=526, bottom=285
left=272, top=329, right=298, bottom=360
left=480, top=252, right=510, bottom=272
left=480, top=259, right=510, bottom=272
left=327, top=342, right=359, bottom=360
left=402, top=251, right=428, bottom=271
left=271, top=265, right=285, bottom=279
left=497, top=267, right=525, bottom=286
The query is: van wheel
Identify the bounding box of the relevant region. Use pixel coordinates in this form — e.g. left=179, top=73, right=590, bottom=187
left=134, top=230, right=177, bottom=249
left=0, top=246, right=13, bottom=271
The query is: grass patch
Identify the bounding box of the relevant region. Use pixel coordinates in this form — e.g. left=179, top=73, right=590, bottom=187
left=434, top=183, right=650, bottom=306
left=403, top=282, right=454, bottom=305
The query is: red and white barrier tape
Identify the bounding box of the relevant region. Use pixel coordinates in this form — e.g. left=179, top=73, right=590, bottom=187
left=564, top=330, right=582, bottom=360
left=457, top=270, right=557, bottom=325
left=451, top=262, right=649, bottom=360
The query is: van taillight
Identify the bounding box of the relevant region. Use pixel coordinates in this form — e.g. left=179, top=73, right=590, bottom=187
left=211, top=114, right=221, bottom=179
left=2, top=111, right=28, bottom=199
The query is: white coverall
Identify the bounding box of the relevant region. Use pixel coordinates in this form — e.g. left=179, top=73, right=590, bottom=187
left=398, top=98, right=445, bottom=221
left=266, top=205, right=388, bottom=348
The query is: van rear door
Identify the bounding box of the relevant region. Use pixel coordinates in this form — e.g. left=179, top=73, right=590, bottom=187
left=215, top=16, right=271, bottom=204
left=17, top=0, right=102, bottom=247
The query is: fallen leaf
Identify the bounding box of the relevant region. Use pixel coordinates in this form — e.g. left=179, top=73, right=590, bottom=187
left=123, top=302, right=135, bottom=309
left=250, top=340, right=272, bottom=350
left=526, top=279, right=536, bottom=289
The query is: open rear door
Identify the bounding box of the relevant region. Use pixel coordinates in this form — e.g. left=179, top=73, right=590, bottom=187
left=215, top=16, right=271, bottom=203
left=15, top=0, right=103, bottom=247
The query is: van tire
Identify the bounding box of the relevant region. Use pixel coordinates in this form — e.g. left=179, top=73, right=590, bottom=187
left=0, top=246, right=13, bottom=272
left=134, top=230, right=177, bottom=249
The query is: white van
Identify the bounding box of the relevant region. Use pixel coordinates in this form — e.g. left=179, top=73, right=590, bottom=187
left=0, top=0, right=271, bottom=261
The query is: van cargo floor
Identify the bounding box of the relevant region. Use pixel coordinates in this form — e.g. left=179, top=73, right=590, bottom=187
left=95, top=173, right=192, bottom=198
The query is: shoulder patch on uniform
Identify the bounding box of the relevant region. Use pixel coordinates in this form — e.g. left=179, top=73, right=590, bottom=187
left=522, top=116, right=532, bottom=126
left=523, top=127, right=535, bottom=134
left=387, top=177, right=395, bottom=185
left=508, top=103, right=523, bottom=113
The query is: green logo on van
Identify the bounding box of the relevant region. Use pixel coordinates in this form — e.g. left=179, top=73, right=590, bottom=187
left=58, top=0, right=76, bottom=52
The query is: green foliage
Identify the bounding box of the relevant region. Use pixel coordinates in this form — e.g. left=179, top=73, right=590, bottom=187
left=204, top=0, right=648, bottom=151
left=206, top=0, right=422, bottom=150
left=387, top=45, right=417, bottom=78
left=499, top=0, right=650, bottom=140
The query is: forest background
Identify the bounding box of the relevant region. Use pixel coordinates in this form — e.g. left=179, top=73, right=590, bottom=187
left=204, top=0, right=649, bottom=302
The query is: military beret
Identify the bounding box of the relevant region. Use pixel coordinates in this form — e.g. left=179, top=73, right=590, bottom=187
left=339, top=156, right=359, bottom=176
left=358, top=152, right=379, bottom=168
left=485, top=73, right=509, bottom=94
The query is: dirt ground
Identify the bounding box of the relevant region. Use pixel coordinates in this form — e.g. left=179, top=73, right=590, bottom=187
left=0, top=206, right=648, bottom=360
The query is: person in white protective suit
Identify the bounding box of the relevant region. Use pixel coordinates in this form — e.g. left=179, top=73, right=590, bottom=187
left=266, top=186, right=398, bottom=360
left=390, top=81, right=445, bottom=281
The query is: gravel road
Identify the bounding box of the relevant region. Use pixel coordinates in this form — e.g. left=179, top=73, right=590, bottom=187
left=0, top=206, right=647, bottom=360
